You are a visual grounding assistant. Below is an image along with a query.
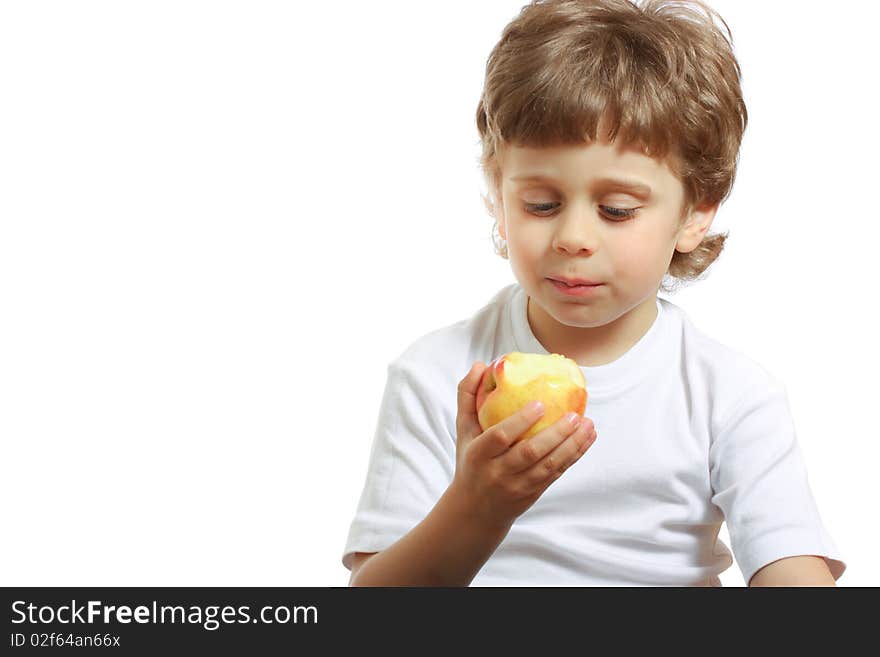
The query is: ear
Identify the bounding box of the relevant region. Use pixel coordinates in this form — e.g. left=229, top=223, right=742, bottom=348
left=675, top=202, right=719, bottom=254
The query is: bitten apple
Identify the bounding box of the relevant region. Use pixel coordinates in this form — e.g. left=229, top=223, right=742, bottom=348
left=475, top=352, right=587, bottom=442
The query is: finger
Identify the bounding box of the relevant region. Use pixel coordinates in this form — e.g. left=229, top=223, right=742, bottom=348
left=469, top=399, right=547, bottom=462
left=499, top=412, right=590, bottom=474
left=522, top=419, right=597, bottom=491
left=455, top=361, right=487, bottom=443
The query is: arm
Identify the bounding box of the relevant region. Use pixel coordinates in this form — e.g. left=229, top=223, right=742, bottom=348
left=348, top=483, right=511, bottom=587
left=349, top=361, right=596, bottom=587
left=710, top=372, right=846, bottom=586
left=748, top=555, right=836, bottom=587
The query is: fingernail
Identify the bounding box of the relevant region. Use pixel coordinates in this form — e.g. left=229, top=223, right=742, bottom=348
left=567, top=412, right=580, bottom=424
left=529, top=400, right=544, bottom=413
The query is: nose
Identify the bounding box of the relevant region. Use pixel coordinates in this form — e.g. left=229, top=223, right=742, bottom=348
left=552, top=206, right=598, bottom=256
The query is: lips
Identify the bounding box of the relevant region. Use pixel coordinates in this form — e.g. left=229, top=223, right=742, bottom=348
left=548, top=276, right=602, bottom=287
left=548, top=278, right=604, bottom=297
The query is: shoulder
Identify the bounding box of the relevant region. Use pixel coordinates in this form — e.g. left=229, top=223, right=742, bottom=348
left=388, top=284, right=518, bottom=386
left=660, top=298, right=785, bottom=417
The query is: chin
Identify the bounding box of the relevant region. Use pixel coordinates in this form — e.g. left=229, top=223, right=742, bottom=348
left=530, top=293, right=597, bottom=325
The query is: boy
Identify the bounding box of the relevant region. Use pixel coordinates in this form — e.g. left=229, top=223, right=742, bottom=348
left=342, top=0, right=845, bottom=586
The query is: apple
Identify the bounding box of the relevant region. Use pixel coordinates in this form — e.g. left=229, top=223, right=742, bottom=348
left=475, top=352, right=587, bottom=442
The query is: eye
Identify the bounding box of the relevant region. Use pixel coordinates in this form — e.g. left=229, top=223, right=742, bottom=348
left=601, top=206, right=638, bottom=221
left=524, top=202, right=559, bottom=215
left=523, top=202, right=638, bottom=221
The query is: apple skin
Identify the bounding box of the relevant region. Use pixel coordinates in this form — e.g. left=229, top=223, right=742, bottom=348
left=475, top=352, right=587, bottom=442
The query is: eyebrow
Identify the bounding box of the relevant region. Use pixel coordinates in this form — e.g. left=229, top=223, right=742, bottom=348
left=510, top=174, right=653, bottom=198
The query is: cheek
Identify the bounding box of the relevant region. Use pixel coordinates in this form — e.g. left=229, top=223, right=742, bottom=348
left=508, top=223, right=547, bottom=259
left=607, top=229, right=670, bottom=278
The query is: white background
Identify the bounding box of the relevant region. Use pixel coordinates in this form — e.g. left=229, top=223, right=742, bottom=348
left=1, top=1, right=877, bottom=587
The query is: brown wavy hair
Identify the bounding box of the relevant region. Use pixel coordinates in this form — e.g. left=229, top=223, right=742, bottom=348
left=475, top=0, right=747, bottom=292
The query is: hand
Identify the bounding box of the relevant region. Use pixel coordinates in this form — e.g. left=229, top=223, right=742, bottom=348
left=452, top=361, right=598, bottom=530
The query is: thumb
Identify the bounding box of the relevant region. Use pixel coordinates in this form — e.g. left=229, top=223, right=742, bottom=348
left=456, top=360, right=487, bottom=445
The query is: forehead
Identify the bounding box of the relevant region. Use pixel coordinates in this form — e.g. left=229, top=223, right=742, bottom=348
left=501, top=141, right=680, bottom=194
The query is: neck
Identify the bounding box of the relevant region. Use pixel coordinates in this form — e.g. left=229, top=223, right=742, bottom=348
left=526, top=294, right=659, bottom=367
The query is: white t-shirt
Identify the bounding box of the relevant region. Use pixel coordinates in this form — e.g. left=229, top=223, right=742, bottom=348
left=342, top=284, right=846, bottom=586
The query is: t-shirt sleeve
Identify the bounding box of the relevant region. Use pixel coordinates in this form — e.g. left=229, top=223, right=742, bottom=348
left=709, top=373, right=846, bottom=585
left=341, top=359, right=456, bottom=571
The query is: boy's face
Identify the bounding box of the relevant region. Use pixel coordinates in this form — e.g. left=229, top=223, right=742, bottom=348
left=496, top=139, right=716, bottom=357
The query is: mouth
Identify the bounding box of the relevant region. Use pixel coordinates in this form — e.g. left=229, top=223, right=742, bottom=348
left=547, top=277, right=605, bottom=297
left=547, top=276, right=603, bottom=288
